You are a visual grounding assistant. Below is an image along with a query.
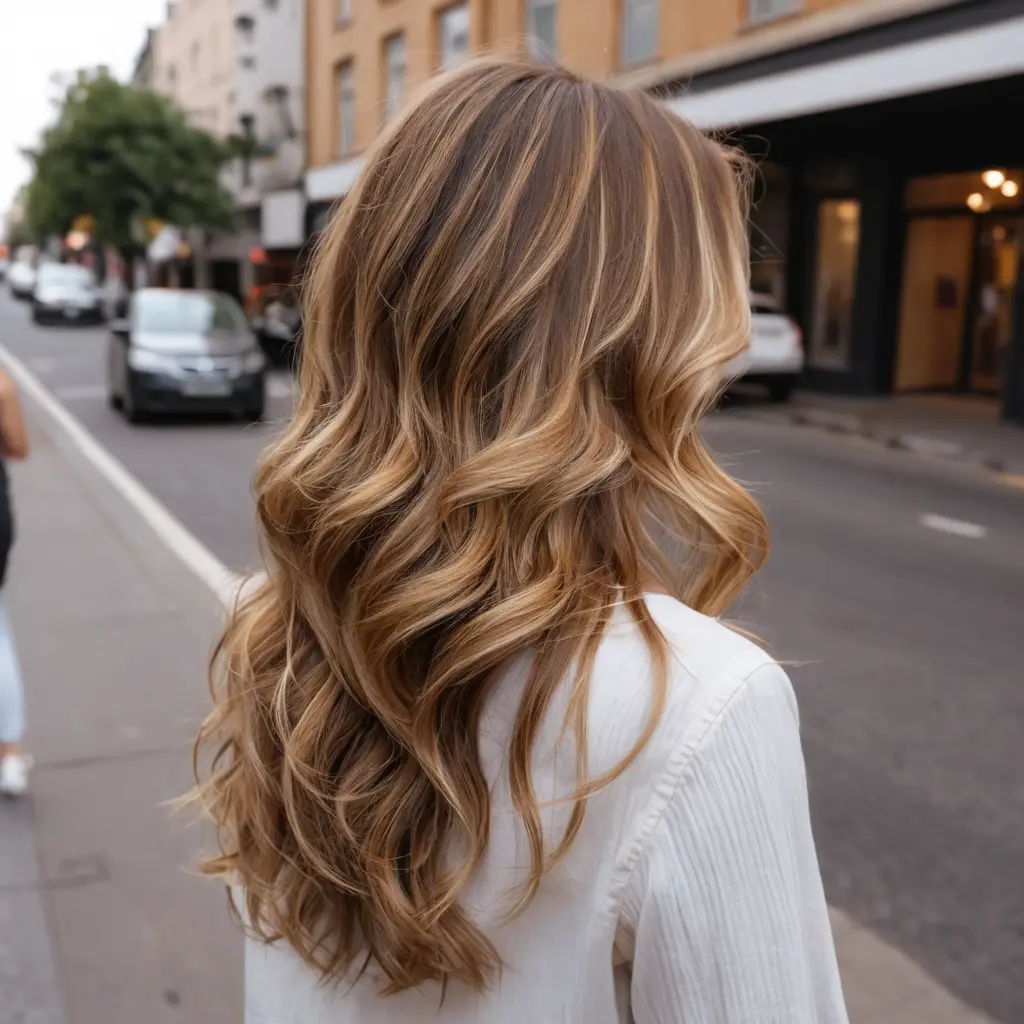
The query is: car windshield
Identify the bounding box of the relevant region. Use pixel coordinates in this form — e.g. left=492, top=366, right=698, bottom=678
left=38, top=264, right=92, bottom=289
left=134, top=292, right=248, bottom=334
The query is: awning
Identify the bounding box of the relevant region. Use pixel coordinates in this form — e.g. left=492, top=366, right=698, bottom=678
left=667, top=14, right=1024, bottom=130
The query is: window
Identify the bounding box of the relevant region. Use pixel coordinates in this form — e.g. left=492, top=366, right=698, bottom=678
left=191, top=39, right=200, bottom=72
left=384, top=33, right=406, bottom=122
left=748, top=0, right=801, bottom=24
left=809, top=199, right=860, bottom=372
left=338, top=0, right=351, bottom=24
left=336, top=61, right=356, bottom=156
left=439, top=4, right=470, bottom=70
left=622, top=0, right=658, bottom=66
left=264, top=0, right=279, bottom=9
left=526, top=0, right=557, bottom=58
left=134, top=291, right=248, bottom=334
left=240, top=55, right=257, bottom=70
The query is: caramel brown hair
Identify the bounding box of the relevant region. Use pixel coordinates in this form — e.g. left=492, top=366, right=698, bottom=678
left=192, top=57, right=767, bottom=994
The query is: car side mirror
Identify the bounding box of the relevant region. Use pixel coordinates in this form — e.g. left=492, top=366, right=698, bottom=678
left=111, top=318, right=130, bottom=336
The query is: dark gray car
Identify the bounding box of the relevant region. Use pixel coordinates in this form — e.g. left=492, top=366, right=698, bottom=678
left=107, top=288, right=266, bottom=423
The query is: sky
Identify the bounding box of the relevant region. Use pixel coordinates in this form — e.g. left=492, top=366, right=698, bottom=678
left=0, top=0, right=168, bottom=216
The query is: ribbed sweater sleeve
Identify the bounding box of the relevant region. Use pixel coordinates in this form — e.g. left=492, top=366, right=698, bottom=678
left=619, top=662, right=849, bottom=1023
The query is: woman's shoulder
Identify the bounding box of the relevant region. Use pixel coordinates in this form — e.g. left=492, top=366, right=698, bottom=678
left=585, top=593, right=795, bottom=786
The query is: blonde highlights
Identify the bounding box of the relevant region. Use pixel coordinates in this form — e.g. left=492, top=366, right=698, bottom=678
left=192, top=59, right=767, bottom=993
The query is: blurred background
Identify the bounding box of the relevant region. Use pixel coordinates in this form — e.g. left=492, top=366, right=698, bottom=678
left=0, top=1, right=1021, bottom=1022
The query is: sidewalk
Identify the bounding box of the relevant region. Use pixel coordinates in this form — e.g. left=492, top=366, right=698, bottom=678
left=0, top=374, right=998, bottom=1023
left=0, top=397, right=241, bottom=1022
left=741, top=391, right=1024, bottom=478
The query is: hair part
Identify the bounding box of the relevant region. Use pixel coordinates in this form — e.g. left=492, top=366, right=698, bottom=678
left=191, top=57, right=767, bottom=995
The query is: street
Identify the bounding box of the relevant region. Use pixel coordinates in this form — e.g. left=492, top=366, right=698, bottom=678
left=0, top=290, right=1021, bottom=1022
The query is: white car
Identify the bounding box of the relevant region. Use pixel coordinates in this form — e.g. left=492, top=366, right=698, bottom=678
left=31, top=263, right=103, bottom=324
left=8, top=259, right=37, bottom=301
left=726, top=294, right=804, bottom=402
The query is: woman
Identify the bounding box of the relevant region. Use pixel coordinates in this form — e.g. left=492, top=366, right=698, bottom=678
left=0, top=366, right=29, bottom=797
left=193, top=59, right=848, bottom=1022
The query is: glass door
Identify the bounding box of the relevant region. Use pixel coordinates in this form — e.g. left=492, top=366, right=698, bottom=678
left=968, top=218, right=1022, bottom=394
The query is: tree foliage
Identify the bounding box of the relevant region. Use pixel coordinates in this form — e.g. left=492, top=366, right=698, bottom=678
left=25, top=69, right=235, bottom=257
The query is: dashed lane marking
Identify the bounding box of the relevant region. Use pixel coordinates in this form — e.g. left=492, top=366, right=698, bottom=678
left=919, top=513, right=987, bottom=539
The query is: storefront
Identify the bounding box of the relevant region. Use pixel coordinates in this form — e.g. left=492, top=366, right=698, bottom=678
left=667, top=0, right=1024, bottom=424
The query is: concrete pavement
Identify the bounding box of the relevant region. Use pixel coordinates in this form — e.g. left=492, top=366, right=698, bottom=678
left=0, top=371, right=241, bottom=1022
left=733, top=389, right=1024, bottom=477
left=0, top=289, right=1019, bottom=1021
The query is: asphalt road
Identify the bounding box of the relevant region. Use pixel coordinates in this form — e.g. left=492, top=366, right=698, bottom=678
left=1, top=292, right=1021, bottom=1021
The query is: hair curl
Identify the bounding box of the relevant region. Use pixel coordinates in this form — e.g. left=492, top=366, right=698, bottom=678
left=191, top=58, right=768, bottom=994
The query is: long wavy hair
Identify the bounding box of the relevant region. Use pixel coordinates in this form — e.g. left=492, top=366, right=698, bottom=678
left=192, top=58, right=768, bottom=994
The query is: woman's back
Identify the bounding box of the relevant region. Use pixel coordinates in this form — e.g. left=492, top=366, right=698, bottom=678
left=244, top=596, right=845, bottom=1022
left=192, top=57, right=847, bottom=1024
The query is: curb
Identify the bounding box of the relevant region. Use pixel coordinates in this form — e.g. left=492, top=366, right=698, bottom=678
left=775, top=406, right=1019, bottom=477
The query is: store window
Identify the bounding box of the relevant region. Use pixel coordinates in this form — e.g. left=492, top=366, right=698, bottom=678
left=906, top=169, right=1023, bottom=213
left=809, top=199, right=860, bottom=371
left=749, top=162, right=791, bottom=308
left=527, top=0, right=557, bottom=58
left=384, top=33, right=406, bottom=122
left=336, top=61, right=355, bottom=157
left=622, top=0, right=658, bottom=66
left=439, top=4, right=470, bottom=70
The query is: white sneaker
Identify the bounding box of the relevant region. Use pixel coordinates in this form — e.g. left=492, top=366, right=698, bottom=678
left=0, top=753, right=31, bottom=797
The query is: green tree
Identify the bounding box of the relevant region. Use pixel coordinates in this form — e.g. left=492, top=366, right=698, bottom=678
left=24, top=69, right=235, bottom=273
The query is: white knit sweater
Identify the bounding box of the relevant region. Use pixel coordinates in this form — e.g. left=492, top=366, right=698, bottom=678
left=245, top=594, right=849, bottom=1023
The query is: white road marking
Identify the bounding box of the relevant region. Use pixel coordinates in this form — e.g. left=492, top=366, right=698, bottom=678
left=54, top=384, right=107, bottom=401
left=0, top=339, right=243, bottom=606
left=919, top=513, right=987, bottom=539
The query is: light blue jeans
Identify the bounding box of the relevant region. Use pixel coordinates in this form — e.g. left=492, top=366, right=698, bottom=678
left=0, top=595, right=25, bottom=745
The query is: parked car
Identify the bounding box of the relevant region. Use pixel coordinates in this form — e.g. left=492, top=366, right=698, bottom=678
left=107, top=288, right=266, bottom=423
left=31, top=263, right=103, bottom=324
left=0, top=255, right=9, bottom=283
left=726, top=294, right=804, bottom=402
left=7, top=259, right=36, bottom=301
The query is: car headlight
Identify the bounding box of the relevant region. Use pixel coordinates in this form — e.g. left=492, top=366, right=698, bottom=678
left=240, top=348, right=266, bottom=374
left=128, top=347, right=181, bottom=373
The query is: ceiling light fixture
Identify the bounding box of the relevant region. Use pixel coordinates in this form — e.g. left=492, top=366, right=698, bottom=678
left=1001, top=180, right=1020, bottom=198
left=982, top=169, right=1006, bottom=189
left=967, top=192, right=985, bottom=211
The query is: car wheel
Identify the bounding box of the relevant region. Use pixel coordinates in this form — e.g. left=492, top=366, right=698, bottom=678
left=107, top=389, right=123, bottom=411
left=767, top=376, right=796, bottom=403
left=122, top=379, right=145, bottom=424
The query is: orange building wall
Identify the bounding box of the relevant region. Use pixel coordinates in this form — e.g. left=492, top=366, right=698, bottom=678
left=306, top=0, right=874, bottom=172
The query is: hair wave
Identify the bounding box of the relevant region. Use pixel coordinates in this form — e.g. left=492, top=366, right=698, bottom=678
left=191, top=58, right=768, bottom=994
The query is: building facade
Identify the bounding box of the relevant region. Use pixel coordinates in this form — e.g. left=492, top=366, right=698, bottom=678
left=303, top=0, right=1024, bottom=423
left=232, top=0, right=308, bottom=307
left=153, top=0, right=238, bottom=139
